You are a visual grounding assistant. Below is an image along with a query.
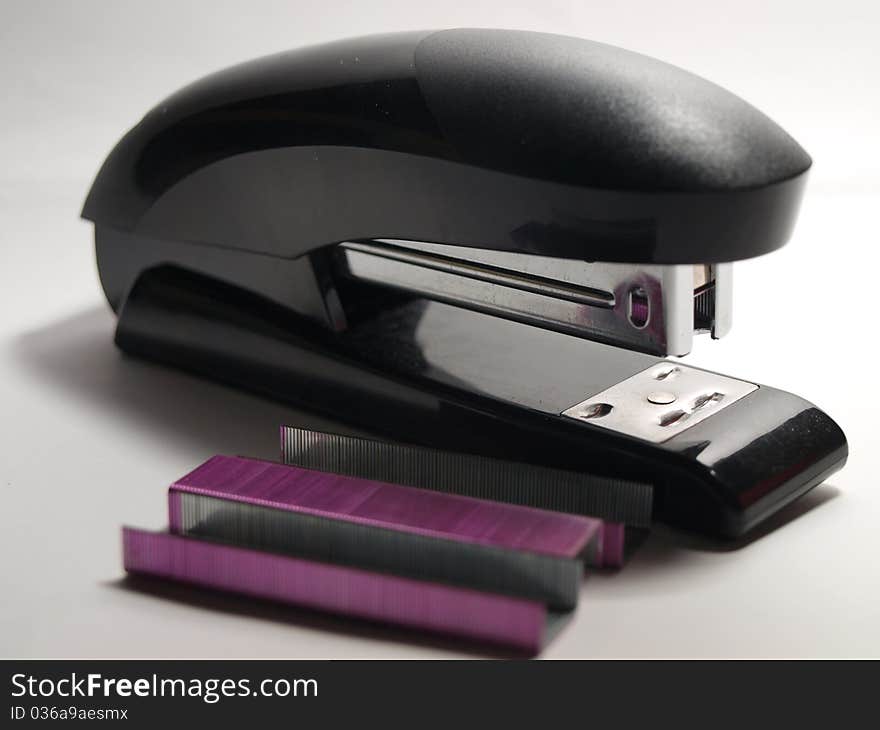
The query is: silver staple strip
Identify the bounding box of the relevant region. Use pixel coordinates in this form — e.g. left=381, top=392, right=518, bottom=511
left=175, top=492, right=584, bottom=610
left=280, top=426, right=654, bottom=527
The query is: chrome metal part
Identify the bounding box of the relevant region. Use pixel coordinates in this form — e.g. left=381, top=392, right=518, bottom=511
left=338, top=240, right=732, bottom=356
left=561, top=363, right=757, bottom=443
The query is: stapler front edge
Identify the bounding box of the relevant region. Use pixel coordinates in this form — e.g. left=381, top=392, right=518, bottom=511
left=82, top=29, right=847, bottom=538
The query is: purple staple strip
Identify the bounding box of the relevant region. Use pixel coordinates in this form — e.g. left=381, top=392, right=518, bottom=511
left=169, top=455, right=600, bottom=559
left=123, top=527, right=546, bottom=652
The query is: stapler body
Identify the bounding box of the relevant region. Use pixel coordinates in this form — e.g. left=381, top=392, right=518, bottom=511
left=82, top=29, right=847, bottom=537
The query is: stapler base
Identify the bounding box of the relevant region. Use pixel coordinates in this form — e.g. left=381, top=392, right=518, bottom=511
left=111, top=262, right=848, bottom=539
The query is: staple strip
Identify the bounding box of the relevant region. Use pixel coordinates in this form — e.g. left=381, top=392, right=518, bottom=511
left=172, top=489, right=584, bottom=609
left=281, top=426, right=653, bottom=527
left=123, top=528, right=546, bottom=653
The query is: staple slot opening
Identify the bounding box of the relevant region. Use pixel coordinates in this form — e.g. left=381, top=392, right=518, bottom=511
left=692, top=392, right=724, bottom=411
left=653, top=366, right=681, bottom=381
left=693, top=282, right=716, bottom=332
left=580, top=403, right=613, bottom=419
left=658, top=409, right=688, bottom=427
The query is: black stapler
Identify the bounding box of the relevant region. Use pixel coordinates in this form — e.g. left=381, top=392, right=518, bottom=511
left=82, top=29, right=847, bottom=538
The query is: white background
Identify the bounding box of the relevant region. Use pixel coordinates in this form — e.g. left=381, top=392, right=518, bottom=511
left=1, top=0, right=878, bottom=657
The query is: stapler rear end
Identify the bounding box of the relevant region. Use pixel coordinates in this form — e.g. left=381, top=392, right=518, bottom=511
left=82, top=29, right=847, bottom=538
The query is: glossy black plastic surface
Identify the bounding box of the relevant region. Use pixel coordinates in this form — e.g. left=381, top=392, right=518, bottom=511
left=83, top=30, right=810, bottom=264
left=114, top=266, right=848, bottom=538
left=85, top=31, right=843, bottom=538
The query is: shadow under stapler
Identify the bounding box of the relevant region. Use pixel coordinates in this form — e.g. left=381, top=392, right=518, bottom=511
left=12, top=305, right=359, bottom=461
left=608, top=483, right=841, bottom=583
left=655, top=483, right=841, bottom=553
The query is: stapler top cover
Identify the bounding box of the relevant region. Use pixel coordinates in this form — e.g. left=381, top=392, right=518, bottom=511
left=82, top=28, right=810, bottom=267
